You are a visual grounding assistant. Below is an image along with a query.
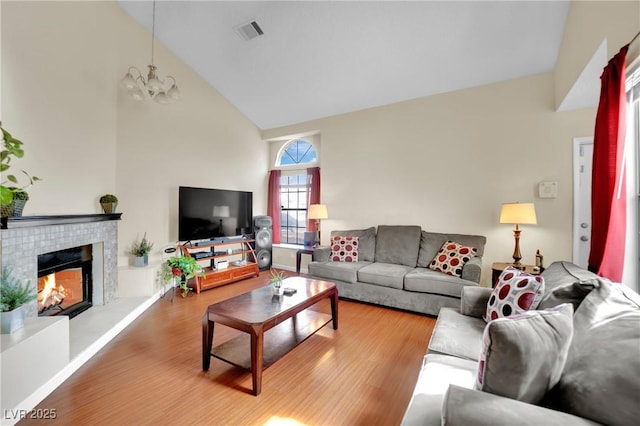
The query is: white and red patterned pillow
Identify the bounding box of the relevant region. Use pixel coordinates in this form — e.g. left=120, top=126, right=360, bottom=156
left=330, top=236, right=359, bottom=262
left=483, top=267, right=545, bottom=322
left=428, top=240, right=477, bottom=277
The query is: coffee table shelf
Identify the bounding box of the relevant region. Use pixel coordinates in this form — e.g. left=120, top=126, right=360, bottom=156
left=210, top=310, right=333, bottom=369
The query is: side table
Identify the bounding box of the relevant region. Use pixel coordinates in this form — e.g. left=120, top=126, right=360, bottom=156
left=491, top=262, right=542, bottom=287
left=296, top=248, right=314, bottom=275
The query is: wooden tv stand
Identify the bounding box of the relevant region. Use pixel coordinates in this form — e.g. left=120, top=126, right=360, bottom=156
left=180, top=239, right=259, bottom=293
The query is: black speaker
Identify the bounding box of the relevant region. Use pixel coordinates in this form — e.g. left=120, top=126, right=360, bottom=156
left=253, top=215, right=272, bottom=270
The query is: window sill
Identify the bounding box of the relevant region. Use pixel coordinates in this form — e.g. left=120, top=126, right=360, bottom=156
left=273, top=243, right=304, bottom=250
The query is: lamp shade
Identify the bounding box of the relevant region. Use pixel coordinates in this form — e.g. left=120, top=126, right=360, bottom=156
left=213, top=205, right=230, bottom=218
left=500, top=203, right=537, bottom=225
left=308, top=204, right=328, bottom=220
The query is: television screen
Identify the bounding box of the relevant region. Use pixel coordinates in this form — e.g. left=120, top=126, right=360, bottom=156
left=178, top=186, right=253, bottom=242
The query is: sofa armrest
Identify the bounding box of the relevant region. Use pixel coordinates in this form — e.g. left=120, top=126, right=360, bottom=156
left=461, top=256, right=482, bottom=283
left=312, top=246, right=331, bottom=262
left=460, top=286, right=492, bottom=318
left=442, top=385, right=602, bottom=426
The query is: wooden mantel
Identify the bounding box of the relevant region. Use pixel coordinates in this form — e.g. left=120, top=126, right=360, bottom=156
left=1, top=213, right=122, bottom=229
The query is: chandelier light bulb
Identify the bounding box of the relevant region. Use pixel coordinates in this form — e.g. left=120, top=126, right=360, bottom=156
left=154, top=91, right=169, bottom=104
left=119, top=1, right=179, bottom=103
left=129, top=86, right=146, bottom=101
left=120, top=72, right=138, bottom=90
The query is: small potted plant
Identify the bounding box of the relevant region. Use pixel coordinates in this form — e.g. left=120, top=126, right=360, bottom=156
left=1, top=123, right=41, bottom=217
left=269, top=268, right=286, bottom=295
left=99, top=194, right=118, bottom=214
left=162, top=255, right=205, bottom=298
left=129, top=232, right=154, bottom=267
left=1, top=266, right=37, bottom=334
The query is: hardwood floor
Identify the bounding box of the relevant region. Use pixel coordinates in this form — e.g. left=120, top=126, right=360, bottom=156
left=20, top=272, right=436, bottom=426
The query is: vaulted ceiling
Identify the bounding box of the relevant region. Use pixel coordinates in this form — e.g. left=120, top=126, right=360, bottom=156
left=117, top=1, right=572, bottom=130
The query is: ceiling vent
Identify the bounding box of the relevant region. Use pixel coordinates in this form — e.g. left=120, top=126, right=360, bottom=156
left=235, top=20, right=264, bottom=41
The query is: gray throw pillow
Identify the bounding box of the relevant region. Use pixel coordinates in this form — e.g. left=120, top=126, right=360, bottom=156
left=475, top=303, right=574, bottom=404
left=544, top=279, right=640, bottom=426
left=374, top=225, right=421, bottom=267
left=329, top=227, right=376, bottom=261
left=537, top=261, right=600, bottom=310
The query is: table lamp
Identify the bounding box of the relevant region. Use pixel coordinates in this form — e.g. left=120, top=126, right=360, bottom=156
left=499, top=202, right=537, bottom=268
left=213, top=205, right=230, bottom=236
left=308, top=204, right=328, bottom=247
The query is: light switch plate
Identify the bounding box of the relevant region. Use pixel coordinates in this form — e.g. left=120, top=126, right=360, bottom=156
left=538, top=181, right=558, bottom=198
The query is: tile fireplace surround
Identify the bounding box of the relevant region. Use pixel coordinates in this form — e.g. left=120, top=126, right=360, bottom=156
left=0, top=214, right=147, bottom=424
left=1, top=214, right=121, bottom=316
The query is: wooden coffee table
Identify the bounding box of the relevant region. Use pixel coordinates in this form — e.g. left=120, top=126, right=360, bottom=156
left=202, top=276, right=338, bottom=395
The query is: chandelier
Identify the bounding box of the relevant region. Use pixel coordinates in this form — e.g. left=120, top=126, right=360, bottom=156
left=120, top=0, right=180, bottom=104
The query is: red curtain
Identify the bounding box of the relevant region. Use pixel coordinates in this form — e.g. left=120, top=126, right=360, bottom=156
left=267, top=170, right=281, bottom=244
left=588, top=45, right=628, bottom=281
left=307, top=167, right=321, bottom=231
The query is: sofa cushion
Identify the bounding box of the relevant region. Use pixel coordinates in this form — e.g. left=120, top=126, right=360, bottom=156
left=428, top=240, right=478, bottom=278
left=427, top=307, right=485, bottom=361
left=417, top=231, right=486, bottom=268
left=357, top=262, right=413, bottom=290
left=307, top=260, right=371, bottom=284
left=442, top=385, right=602, bottom=426
left=484, top=267, right=545, bottom=322
left=401, top=354, right=478, bottom=426
left=404, top=268, right=473, bottom=298
left=330, top=236, right=359, bottom=262
left=537, top=261, right=601, bottom=310
left=475, top=303, right=574, bottom=404
left=374, top=225, right=421, bottom=267
left=545, top=279, right=640, bottom=426
left=330, top=227, right=376, bottom=262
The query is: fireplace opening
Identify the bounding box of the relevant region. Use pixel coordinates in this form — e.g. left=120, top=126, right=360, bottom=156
left=37, top=245, right=93, bottom=318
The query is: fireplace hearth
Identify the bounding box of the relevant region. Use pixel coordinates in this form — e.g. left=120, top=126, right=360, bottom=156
left=38, top=245, right=93, bottom=318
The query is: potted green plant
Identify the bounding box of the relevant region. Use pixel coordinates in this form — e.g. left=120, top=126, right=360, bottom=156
left=1, top=266, right=37, bottom=334
left=99, top=194, right=118, bottom=214
left=162, top=255, right=205, bottom=298
left=129, top=232, right=154, bottom=267
left=1, top=123, right=41, bottom=217
left=269, top=268, right=286, bottom=295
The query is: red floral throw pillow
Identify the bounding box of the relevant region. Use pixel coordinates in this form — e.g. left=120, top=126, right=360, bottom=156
left=428, top=240, right=477, bottom=277
left=483, top=267, right=545, bottom=322
left=330, top=236, right=359, bottom=262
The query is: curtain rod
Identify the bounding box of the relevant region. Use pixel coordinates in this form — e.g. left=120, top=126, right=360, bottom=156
left=631, top=31, right=640, bottom=46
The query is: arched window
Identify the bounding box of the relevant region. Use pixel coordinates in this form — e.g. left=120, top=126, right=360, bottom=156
left=272, top=139, right=319, bottom=245
left=276, top=139, right=317, bottom=166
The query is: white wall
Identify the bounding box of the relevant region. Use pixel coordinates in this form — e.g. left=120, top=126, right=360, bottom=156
left=2, top=2, right=119, bottom=212
left=1, top=2, right=268, bottom=264
left=263, top=73, right=596, bottom=285
left=554, top=0, right=639, bottom=109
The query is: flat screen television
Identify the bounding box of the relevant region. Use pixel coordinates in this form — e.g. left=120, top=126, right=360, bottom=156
left=178, top=186, right=253, bottom=242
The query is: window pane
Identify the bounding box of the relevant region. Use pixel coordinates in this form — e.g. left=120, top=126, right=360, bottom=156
left=278, top=171, right=310, bottom=244
left=276, top=139, right=318, bottom=166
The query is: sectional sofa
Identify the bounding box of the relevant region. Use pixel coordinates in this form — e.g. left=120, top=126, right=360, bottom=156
left=402, top=261, right=640, bottom=426
left=308, top=225, right=486, bottom=316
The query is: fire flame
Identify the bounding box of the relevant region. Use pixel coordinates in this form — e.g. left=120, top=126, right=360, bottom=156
left=38, top=274, right=66, bottom=312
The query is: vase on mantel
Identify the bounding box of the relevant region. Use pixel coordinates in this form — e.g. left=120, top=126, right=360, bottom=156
left=13, top=199, right=27, bottom=217
left=0, top=203, right=13, bottom=218
left=101, top=202, right=117, bottom=214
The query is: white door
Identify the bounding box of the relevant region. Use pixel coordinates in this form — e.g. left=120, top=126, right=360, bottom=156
left=573, top=137, right=594, bottom=268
